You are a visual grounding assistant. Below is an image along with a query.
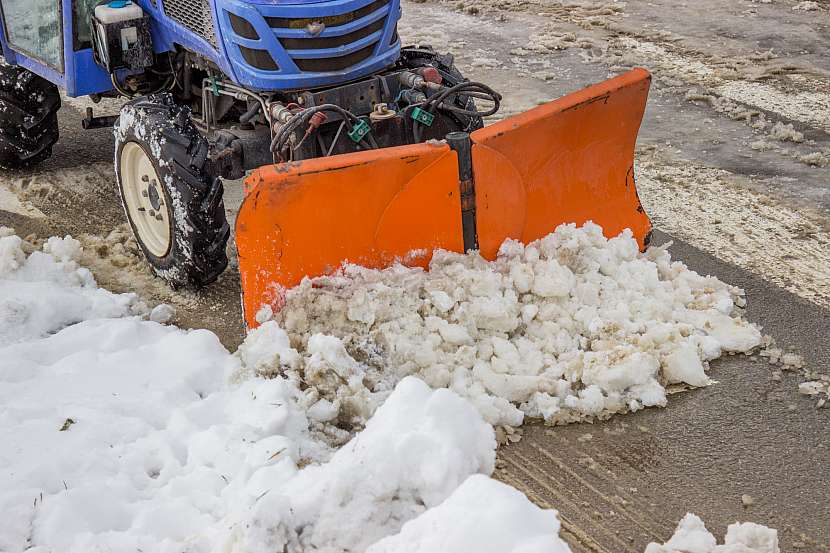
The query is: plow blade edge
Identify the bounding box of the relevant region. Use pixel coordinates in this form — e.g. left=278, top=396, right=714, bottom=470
left=236, top=68, right=652, bottom=328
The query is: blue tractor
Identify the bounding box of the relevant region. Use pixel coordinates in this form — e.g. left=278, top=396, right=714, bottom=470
left=0, top=0, right=496, bottom=286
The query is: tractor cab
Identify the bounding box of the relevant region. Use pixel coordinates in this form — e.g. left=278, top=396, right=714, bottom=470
left=0, top=0, right=113, bottom=96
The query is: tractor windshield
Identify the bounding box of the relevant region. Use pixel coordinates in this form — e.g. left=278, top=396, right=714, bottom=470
left=0, top=0, right=63, bottom=70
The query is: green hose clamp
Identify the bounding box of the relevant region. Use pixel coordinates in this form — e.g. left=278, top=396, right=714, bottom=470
left=411, top=107, right=434, bottom=126
left=348, top=119, right=371, bottom=143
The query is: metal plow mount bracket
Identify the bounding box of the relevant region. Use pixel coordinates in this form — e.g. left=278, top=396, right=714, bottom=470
left=236, top=68, right=653, bottom=328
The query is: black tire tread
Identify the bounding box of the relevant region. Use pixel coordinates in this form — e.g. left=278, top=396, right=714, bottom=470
left=115, top=93, right=229, bottom=288
left=0, top=64, right=61, bottom=169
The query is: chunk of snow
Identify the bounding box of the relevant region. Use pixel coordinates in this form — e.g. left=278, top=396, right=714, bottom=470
left=149, top=303, right=176, bottom=324
left=269, top=223, right=761, bottom=427
left=645, top=513, right=716, bottom=553
left=664, top=342, right=712, bottom=387
left=645, top=513, right=780, bottom=553
left=768, top=121, right=803, bottom=143
left=234, top=377, right=498, bottom=553
left=365, top=475, right=572, bottom=553
left=722, top=522, right=780, bottom=553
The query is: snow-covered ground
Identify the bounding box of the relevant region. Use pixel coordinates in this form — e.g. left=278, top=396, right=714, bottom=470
left=0, top=223, right=775, bottom=552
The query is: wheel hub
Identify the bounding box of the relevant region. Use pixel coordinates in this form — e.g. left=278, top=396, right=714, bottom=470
left=147, top=180, right=161, bottom=211
left=119, top=142, right=172, bottom=257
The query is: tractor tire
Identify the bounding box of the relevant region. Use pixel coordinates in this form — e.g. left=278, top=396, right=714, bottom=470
left=398, top=46, right=484, bottom=133
left=114, top=93, right=229, bottom=288
left=0, top=64, right=61, bottom=169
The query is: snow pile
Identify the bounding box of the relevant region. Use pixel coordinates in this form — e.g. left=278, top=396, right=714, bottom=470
left=792, top=0, right=819, bottom=10
left=0, top=230, right=569, bottom=553
left=768, top=121, right=803, bottom=143
left=0, top=324, right=564, bottom=553
left=0, top=319, right=235, bottom=552
left=645, top=513, right=779, bottom=553
left=0, top=225, right=769, bottom=553
left=366, top=475, right=571, bottom=553
left=226, top=378, right=565, bottom=553
left=254, top=223, right=761, bottom=431
left=0, top=228, right=144, bottom=344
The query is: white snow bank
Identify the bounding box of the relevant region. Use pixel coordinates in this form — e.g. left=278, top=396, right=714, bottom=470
left=0, top=317, right=236, bottom=553
left=366, top=475, right=571, bottom=553
left=645, top=513, right=779, bottom=553
left=254, top=222, right=761, bottom=431
left=0, top=231, right=563, bottom=553
left=0, top=229, right=143, bottom=344
left=0, top=320, right=547, bottom=553
left=229, top=377, right=511, bottom=553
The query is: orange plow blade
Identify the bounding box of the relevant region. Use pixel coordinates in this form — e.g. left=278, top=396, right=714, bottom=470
left=236, top=68, right=652, bottom=328
left=471, top=68, right=652, bottom=259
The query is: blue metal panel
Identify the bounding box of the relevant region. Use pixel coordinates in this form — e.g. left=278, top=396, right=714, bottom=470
left=1, top=0, right=403, bottom=97
left=61, top=0, right=119, bottom=96
left=215, top=0, right=401, bottom=91
left=68, top=50, right=118, bottom=96
left=13, top=54, right=67, bottom=88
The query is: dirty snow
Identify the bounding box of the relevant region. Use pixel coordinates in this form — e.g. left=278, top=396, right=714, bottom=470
left=0, top=231, right=571, bottom=553
left=255, top=222, right=761, bottom=432
left=645, top=513, right=780, bottom=553
left=0, top=228, right=145, bottom=344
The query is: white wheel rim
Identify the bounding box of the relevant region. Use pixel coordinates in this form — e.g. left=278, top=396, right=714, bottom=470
left=119, top=142, right=172, bottom=258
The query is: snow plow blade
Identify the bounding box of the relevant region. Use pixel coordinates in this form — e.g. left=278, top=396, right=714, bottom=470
left=236, top=68, right=652, bottom=328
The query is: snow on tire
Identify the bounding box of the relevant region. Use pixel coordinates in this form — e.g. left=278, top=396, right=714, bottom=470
left=0, top=64, right=60, bottom=169
left=114, top=93, right=230, bottom=288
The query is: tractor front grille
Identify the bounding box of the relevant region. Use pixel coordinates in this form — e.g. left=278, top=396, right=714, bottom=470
left=269, top=0, right=390, bottom=73
left=162, top=0, right=218, bottom=48
left=266, top=0, right=388, bottom=30
left=278, top=18, right=385, bottom=51
left=293, top=43, right=378, bottom=73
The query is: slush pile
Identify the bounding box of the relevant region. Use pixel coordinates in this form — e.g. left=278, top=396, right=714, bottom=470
left=254, top=222, right=761, bottom=437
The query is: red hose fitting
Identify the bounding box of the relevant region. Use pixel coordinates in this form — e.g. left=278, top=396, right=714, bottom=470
left=418, top=67, right=442, bottom=85
left=309, top=111, right=328, bottom=130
